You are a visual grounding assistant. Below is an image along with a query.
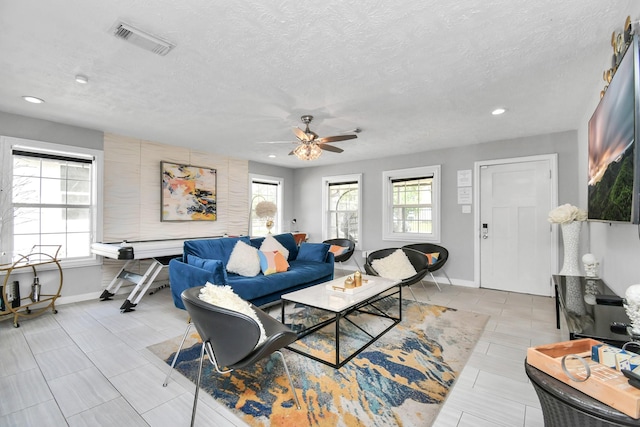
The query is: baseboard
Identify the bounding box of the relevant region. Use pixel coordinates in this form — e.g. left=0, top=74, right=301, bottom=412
left=56, top=280, right=170, bottom=306
left=56, top=291, right=105, bottom=305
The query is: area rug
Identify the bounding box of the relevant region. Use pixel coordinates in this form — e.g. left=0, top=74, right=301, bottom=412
left=148, top=299, right=489, bottom=426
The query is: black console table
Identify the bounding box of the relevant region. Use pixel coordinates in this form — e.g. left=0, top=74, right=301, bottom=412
left=553, top=275, right=631, bottom=347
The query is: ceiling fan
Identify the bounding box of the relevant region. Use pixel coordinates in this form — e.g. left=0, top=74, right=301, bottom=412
left=261, top=115, right=360, bottom=160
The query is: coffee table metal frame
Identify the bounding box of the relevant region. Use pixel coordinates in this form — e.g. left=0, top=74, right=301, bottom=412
left=280, top=275, right=402, bottom=368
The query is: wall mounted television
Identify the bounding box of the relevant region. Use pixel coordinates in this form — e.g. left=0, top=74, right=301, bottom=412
left=588, top=34, right=640, bottom=224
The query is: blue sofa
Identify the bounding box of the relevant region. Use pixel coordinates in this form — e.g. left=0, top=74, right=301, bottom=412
left=168, top=233, right=335, bottom=308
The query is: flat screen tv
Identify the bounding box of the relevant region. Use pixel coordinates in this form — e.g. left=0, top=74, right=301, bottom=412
left=588, top=34, right=640, bottom=224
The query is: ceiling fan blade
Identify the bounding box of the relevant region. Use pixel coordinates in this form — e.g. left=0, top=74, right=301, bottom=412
left=256, top=140, right=297, bottom=144
left=292, top=127, right=309, bottom=141
left=316, top=134, right=358, bottom=144
left=318, top=143, right=344, bottom=153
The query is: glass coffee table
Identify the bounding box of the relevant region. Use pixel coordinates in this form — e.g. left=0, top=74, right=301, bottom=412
left=280, top=274, right=401, bottom=368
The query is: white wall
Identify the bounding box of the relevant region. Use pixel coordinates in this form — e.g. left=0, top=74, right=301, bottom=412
left=291, top=130, right=579, bottom=284
left=4, top=88, right=636, bottom=299
left=98, top=133, right=251, bottom=294
left=0, top=112, right=105, bottom=303
left=248, top=161, right=296, bottom=232
left=0, top=112, right=255, bottom=303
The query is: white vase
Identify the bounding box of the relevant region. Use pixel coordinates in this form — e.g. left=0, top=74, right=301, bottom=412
left=625, top=285, right=640, bottom=336
left=559, top=221, right=582, bottom=276
left=565, top=276, right=586, bottom=316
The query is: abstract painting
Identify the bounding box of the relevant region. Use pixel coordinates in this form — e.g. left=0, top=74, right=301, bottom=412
left=161, top=161, right=216, bottom=221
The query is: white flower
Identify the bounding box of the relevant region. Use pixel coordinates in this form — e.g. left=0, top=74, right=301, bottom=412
left=255, top=201, right=277, bottom=219
left=547, top=204, right=587, bottom=224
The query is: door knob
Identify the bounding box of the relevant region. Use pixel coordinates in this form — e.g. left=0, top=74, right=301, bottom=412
left=482, top=223, right=489, bottom=239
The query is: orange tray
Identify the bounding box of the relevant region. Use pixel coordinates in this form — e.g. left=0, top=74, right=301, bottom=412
left=527, top=338, right=640, bottom=419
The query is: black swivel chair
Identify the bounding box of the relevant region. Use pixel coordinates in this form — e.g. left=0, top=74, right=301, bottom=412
left=163, top=286, right=301, bottom=426
left=403, top=243, right=452, bottom=291
left=323, top=238, right=361, bottom=273
left=364, top=247, right=430, bottom=306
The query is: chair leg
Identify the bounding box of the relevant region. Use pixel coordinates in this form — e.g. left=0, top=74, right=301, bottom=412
left=275, top=350, right=301, bottom=410
left=405, top=285, right=424, bottom=313
left=190, top=342, right=206, bottom=427
left=429, top=271, right=442, bottom=292
left=418, top=279, right=431, bottom=300
left=163, top=322, right=193, bottom=386
left=353, top=257, right=362, bottom=272
left=441, top=269, right=453, bottom=286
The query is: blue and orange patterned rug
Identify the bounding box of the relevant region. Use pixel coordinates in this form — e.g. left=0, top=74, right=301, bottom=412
left=148, top=298, right=488, bottom=426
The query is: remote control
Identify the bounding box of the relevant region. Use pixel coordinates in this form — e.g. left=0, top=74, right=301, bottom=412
left=596, top=295, right=624, bottom=306
left=621, top=369, right=640, bottom=389
left=611, top=321, right=630, bottom=335
left=621, top=369, right=640, bottom=381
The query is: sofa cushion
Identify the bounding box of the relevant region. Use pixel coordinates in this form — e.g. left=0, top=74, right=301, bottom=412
left=258, top=250, right=289, bottom=275
left=229, top=259, right=334, bottom=302
left=329, top=244, right=349, bottom=256
left=184, top=236, right=251, bottom=265
left=226, top=240, right=261, bottom=277
left=198, top=283, right=266, bottom=345
left=371, top=249, right=417, bottom=280
left=186, top=254, right=228, bottom=284
left=297, top=242, right=330, bottom=263
left=425, top=252, right=440, bottom=265
left=252, top=233, right=299, bottom=261
left=259, top=235, right=290, bottom=260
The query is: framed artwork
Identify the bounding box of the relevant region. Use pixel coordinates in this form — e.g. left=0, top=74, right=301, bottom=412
left=161, top=161, right=217, bottom=221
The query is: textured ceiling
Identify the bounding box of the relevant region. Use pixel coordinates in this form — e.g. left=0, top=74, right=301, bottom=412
left=0, top=0, right=639, bottom=167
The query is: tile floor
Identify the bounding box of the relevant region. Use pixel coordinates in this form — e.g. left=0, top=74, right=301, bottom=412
left=0, top=277, right=563, bottom=426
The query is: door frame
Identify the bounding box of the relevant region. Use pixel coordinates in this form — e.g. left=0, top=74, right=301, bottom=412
left=473, top=154, right=559, bottom=290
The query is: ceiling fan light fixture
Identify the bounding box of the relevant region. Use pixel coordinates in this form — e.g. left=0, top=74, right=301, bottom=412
left=294, top=143, right=322, bottom=161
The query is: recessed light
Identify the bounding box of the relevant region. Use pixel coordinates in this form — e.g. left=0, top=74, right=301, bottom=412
left=75, top=74, right=89, bottom=84
left=22, top=96, right=45, bottom=104
left=268, top=154, right=276, bottom=158
left=492, top=108, right=507, bottom=115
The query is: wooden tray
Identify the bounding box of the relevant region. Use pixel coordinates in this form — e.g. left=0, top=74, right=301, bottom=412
left=527, top=338, right=640, bottom=419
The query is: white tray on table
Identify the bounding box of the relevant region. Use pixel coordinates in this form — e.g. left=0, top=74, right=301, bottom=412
left=326, top=279, right=375, bottom=294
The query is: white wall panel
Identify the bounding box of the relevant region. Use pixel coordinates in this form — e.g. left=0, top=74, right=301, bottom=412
left=101, top=134, right=249, bottom=293
left=228, top=158, right=250, bottom=236
left=103, top=134, right=249, bottom=243
left=140, top=141, right=190, bottom=240
left=103, top=134, right=141, bottom=242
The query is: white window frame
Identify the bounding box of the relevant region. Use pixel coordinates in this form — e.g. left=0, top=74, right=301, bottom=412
left=0, top=136, right=103, bottom=268
left=249, top=174, right=283, bottom=236
left=382, top=165, right=441, bottom=242
left=322, top=173, right=362, bottom=249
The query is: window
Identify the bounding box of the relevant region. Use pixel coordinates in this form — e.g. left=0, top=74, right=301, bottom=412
left=322, top=174, right=361, bottom=248
left=382, top=165, right=440, bottom=242
left=0, top=137, right=102, bottom=265
left=249, top=174, right=282, bottom=236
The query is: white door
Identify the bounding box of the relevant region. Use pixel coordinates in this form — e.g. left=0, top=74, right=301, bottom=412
left=479, top=159, right=554, bottom=296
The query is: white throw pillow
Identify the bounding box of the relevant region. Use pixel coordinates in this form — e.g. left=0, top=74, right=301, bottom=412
left=371, top=249, right=417, bottom=280
left=259, top=235, right=289, bottom=260
left=226, top=240, right=261, bottom=277
left=199, top=283, right=266, bottom=345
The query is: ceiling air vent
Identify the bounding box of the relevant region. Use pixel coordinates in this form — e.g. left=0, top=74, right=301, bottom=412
left=111, top=21, right=175, bottom=56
